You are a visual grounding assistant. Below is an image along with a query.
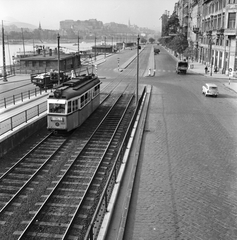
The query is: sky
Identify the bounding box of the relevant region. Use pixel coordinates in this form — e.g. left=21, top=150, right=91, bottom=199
left=0, top=0, right=177, bottom=31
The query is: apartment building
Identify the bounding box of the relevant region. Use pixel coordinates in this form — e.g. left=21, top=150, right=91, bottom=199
left=175, top=0, right=237, bottom=74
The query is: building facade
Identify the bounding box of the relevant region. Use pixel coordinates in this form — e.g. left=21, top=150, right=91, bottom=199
left=19, top=53, right=80, bottom=74
left=173, top=0, right=237, bottom=75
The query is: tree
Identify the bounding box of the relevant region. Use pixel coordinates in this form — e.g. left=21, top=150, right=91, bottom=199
left=183, top=41, right=196, bottom=60
left=149, top=37, right=155, bottom=44
left=167, top=13, right=180, bottom=35
left=168, top=33, right=188, bottom=54
left=158, top=11, right=183, bottom=51
left=140, top=38, right=147, bottom=44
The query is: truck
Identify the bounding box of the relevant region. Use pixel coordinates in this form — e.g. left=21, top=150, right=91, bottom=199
left=176, top=60, right=188, bottom=74
left=31, top=70, right=70, bottom=89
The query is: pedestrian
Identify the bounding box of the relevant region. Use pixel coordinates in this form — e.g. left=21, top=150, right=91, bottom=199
left=214, top=66, right=218, bottom=73
left=205, top=66, right=208, bottom=74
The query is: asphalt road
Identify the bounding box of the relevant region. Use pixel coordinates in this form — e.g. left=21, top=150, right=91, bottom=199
left=122, top=46, right=237, bottom=240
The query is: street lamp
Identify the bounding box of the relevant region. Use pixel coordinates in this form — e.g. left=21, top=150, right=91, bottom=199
left=193, top=26, right=199, bottom=62
left=94, top=34, right=97, bottom=60
left=77, top=32, right=80, bottom=54
left=207, top=30, right=214, bottom=76
left=57, top=34, right=60, bottom=85
left=112, top=36, right=113, bottom=52
left=1, top=20, right=7, bottom=82
left=104, top=36, right=106, bottom=58
left=136, top=35, right=140, bottom=105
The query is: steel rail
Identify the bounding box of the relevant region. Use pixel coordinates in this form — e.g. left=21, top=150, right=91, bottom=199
left=17, top=93, right=125, bottom=239
left=62, top=94, right=135, bottom=239
left=0, top=132, right=68, bottom=214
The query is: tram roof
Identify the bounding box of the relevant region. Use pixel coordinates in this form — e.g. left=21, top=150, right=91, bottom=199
left=48, top=76, right=100, bottom=100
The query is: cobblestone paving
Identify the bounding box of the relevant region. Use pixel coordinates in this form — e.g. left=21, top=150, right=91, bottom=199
left=125, top=83, right=237, bottom=240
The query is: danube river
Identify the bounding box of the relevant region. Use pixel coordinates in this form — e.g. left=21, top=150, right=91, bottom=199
left=0, top=40, right=114, bottom=67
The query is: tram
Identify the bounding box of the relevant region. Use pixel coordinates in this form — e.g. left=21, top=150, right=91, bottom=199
left=47, top=73, right=100, bottom=132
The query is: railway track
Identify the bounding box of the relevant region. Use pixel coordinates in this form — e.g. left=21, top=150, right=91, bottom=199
left=0, top=78, right=145, bottom=239
left=15, top=91, right=135, bottom=239
left=0, top=133, right=67, bottom=215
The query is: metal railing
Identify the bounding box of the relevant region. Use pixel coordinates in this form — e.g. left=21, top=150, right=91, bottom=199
left=0, top=102, right=47, bottom=137
left=0, top=88, right=50, bottom=109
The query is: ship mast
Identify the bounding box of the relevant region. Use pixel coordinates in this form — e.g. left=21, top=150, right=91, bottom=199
left=2, top=20, right=7, bottom=82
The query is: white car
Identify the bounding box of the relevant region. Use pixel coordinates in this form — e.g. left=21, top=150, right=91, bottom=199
left=202, top=83, right=219, bottom=97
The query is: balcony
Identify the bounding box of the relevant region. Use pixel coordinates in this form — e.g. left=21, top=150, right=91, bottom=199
left=203, top=0, right=212, bottom=4
left=216, top=28, right=224, bottom=35
left=191, top=0, right=198, bottom=7
left=193, top=27, right=199, bottom=34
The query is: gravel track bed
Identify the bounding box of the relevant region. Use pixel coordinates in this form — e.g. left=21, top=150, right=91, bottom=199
left=0, top=95, right=119, bottom=240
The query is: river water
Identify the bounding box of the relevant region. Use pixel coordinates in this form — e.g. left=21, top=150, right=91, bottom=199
left=0, top=40, right=114, bottom=67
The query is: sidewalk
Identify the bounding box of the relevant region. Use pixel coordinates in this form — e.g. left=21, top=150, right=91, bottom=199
left=164, top=47, right=237, bottom=94
left=187, top=61, right=237, bottom=93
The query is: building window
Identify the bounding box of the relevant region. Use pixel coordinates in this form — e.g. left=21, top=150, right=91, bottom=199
left=217, top=14, right=221, bottom=29
left=228, top=12, right=236, bottom=29
left=219, top=0, right=223, bottom=10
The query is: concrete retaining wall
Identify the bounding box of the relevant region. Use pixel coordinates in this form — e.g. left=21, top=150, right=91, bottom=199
left=0, top=116, right=47, bottom=157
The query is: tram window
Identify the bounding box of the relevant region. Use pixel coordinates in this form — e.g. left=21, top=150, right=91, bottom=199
left=73, top=100, right=78, bottom=111
left=85, top=92, right=88, bottom=104
left=68, top=101, right=72, bottom=113
left=81, top=95, right=85, bottom=107
left=93, top=85, right=100, bottom=97
left=49, top=103, right=65, bottom=113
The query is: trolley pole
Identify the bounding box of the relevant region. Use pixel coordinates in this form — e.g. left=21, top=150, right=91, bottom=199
left=136, top=35, right=140, bottom=105
left=57, top=34, right=60, bottom=85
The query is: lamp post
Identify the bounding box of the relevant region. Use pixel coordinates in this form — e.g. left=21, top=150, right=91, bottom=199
left=207, top=31, right=214, bottom=76
left=57, top=34, right=60, bottom=85
left=193, top=27, right=199, bottom=62
left=136, top=35, right=140, bottom=106
left=94, top=34, right=97, bottom=60
left=104, top=36, right=106, bottom=58
left=77, top=32, right=80, bottom=54
left=2, top=20, right=7, bottom=82
left=112, top=36, right=113, bottom=52
left=21, top=28, right=25, bottom=57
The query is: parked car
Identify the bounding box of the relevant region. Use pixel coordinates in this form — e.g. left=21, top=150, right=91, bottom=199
left=202, top=83, right=219, bottom=97
left=176, top=60, right=188, bottom=74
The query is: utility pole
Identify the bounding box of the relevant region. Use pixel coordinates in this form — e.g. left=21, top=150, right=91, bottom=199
left=21, top=28, right=25, bottom=56
left=2, top=20, right=7, bottom=82
left=94, top=34, right=97, bottom=60
left=136, top=35, right=140, bottom=105
left=57, top=34, right=60, bottom=85
left=104, top=36, right=106, bottom=58
left=78, top=32, right=80, bottom=54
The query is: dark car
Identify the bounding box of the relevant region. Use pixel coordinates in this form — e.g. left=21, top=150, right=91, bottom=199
left=154, top=48, right=160, bottom=55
